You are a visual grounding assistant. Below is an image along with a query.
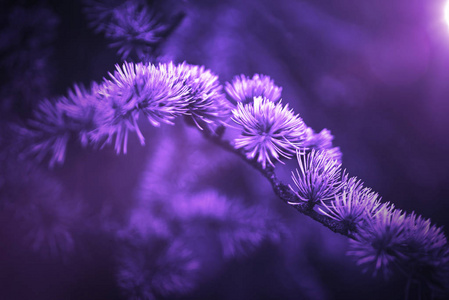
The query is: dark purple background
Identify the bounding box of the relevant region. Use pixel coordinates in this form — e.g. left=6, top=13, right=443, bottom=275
left=1, top=0, right=449, bottom=299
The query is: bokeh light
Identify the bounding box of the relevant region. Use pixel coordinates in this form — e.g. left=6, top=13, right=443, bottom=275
left=445, top=0, right=449, bottom=29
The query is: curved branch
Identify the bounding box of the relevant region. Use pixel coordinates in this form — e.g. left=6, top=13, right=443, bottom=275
left=200, top=124, right=355, bottom=239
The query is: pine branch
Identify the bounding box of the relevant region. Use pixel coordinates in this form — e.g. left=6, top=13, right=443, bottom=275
left=16, top=61, right=449, bottom=296
left=200, top=123, right=354, bottom=239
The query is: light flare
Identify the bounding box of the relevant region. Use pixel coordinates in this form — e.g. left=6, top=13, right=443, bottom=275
left=445, top=1, right=449, bottom=29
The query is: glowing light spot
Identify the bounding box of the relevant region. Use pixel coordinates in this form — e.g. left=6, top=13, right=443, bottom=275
left=445, top=1, right=449, bottom=28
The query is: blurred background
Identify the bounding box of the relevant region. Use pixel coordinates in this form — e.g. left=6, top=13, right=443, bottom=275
left=1, top=0, right=449, bottom=299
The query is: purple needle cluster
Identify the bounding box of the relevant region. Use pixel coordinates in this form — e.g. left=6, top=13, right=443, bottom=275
left=17, top=61, right=449, bottom=297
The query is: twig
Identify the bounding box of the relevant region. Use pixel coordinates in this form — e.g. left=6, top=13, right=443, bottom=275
left=200, top=124, right=355, bottom=239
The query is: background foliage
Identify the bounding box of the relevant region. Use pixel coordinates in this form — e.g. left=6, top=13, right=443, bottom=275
left=1, top=0, right=449, bottom=299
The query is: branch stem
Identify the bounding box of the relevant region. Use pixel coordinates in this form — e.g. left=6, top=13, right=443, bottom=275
left=200, top=124, right=355, bottom=240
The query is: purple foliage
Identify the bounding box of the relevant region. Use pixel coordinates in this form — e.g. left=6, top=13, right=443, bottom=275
left=225, top=74, right=283, bottom=104
left=84, top=0, right=184, bottom=60
left=231, top=96, right=307, bottom=168
left=303, top=127, right=342, bottom=163
left=290, top=149, right=344, bottom=203
left=2, top=1, right=449, bottom=300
